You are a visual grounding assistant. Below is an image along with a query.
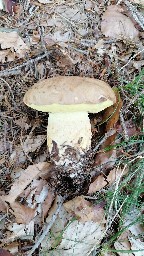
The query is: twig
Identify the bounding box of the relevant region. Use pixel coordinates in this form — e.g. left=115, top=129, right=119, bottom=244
left=120, top=110, right=129, bottom=141
left=124, top=0, right=144, bottom=30
left=0, top=52, right=50, bottom=77
left=118, top=48, right=144, bottom=71
left=123, top=89, right=144, bottom=113
left=93, top=129, right=116, bottom=152
left=27, top=196, right=65, bottom=256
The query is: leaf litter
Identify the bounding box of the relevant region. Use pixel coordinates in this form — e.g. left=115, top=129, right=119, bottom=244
left=0, top=0, right=144, bottom=255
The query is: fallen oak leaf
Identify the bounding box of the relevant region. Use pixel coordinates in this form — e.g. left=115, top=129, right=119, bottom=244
left=1, top=162, right=49, bottom=204
left=0, top=29, right=29, bottom=59
left=101, top=5, right=139, bottom=40
left=64, top=196, right=106, bottom=223
left=9, top=202, right=36, bottom=224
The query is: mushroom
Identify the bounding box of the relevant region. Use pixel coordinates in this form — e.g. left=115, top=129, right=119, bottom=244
left=23, top=76, right=116, bottom=166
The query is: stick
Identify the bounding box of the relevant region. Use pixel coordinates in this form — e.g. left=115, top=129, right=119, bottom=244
left=93, top=129, right=116, bottom=152
left=27, top=196, right=65, bottom=256
left=0, top=52, right=50, bottom=77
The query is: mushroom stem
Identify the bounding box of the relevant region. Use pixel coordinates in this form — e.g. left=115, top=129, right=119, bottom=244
left=47, top=112, right=91, bottom=163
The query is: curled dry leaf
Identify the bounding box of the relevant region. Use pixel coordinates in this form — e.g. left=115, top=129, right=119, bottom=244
left=101, top=5, right=139, bottom=40
left=64, top=196, right=105, bottom=223
left=10, top=202, right=36, bottom=224
left=0, top=30, right=29, bottom=61
left=1, top=162, right=49, bottom=204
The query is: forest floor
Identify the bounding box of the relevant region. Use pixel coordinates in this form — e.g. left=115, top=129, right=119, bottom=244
left=0, top=0, right=144, bottom=255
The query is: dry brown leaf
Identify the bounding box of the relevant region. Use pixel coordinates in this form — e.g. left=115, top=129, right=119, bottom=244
left=88, top=168, right=128, bottom=194
left=101, top=5, right=139, bottom=40
left=1, top=162, right=48, bottom=204
left=133, top=60, right=144, bottom=70
left=88, top=174, right=107, bottom=194
left=95, top=149, right=117, bottom=170
left=64, top=196, right=105, bottom=223
left=14, top=116, right=30, bottom=130
left=10, top=202, right=36, bottom=224
left=0, top=198, right=7, bottom=212
left=0, top=30, right=29, bottom=59
left=22, top=135, right=46, bottom=154
left=10, top=134, right=46, bottom=164
left=107, top=167, right=128, bottom=185
left=41, top=201, right=72, bottom=251
left=114, top=209, right=144, bottom=256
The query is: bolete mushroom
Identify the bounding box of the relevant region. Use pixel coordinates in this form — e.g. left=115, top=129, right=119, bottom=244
left=23, top=76, right=116, bottom=165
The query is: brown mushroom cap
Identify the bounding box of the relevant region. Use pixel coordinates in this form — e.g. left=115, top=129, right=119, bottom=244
left=23, top=76, right=116, bottom=113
